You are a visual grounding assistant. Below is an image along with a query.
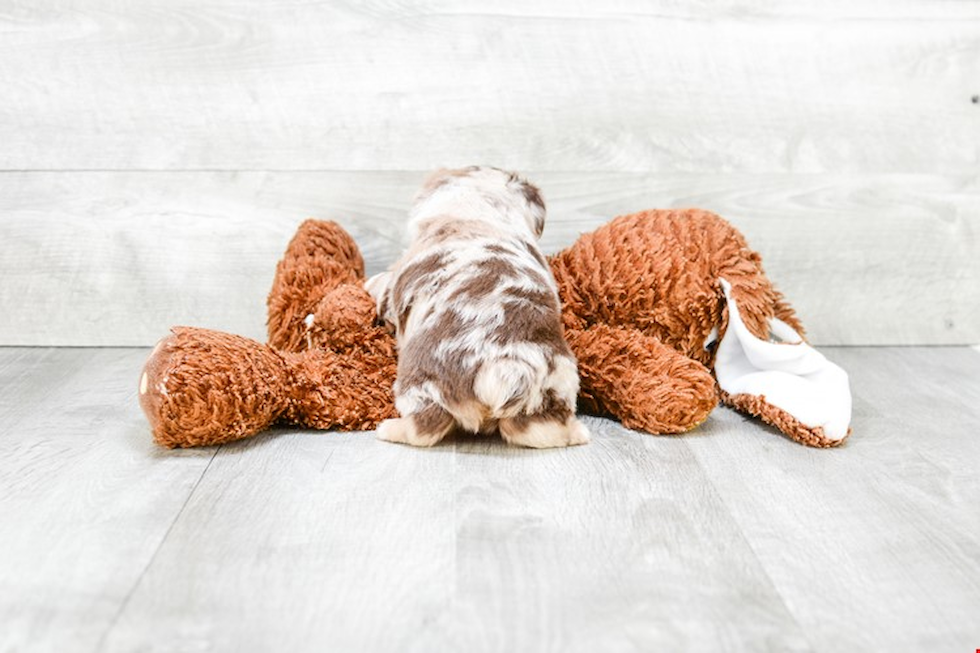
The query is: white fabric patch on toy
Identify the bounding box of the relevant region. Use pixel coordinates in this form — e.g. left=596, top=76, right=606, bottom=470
left=715, top=278, right=852, bottom=441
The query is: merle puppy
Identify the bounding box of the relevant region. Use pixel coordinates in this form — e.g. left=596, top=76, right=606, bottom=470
left=367, top=166, right=589, bottom=448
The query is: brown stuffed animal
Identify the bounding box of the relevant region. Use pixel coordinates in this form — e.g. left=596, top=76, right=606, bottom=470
left=551, top=209, right=849, bottom=447
left=139, top=221, right=397, bottom=448
left=140, top=211, right=851, bottom=448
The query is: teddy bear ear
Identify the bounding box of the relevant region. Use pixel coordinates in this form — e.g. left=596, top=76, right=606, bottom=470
left=714, top=278, right=852, bottom=447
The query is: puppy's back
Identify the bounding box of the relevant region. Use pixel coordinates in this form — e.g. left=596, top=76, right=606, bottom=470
left=388, top=232, right=576, bottom=428
left=372, top=166, right=589, bottom=448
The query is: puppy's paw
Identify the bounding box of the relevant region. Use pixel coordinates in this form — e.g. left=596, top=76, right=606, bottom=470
left=376, top=416, right=449, bottom=448
left=566, top=417, right=591, bottom=446
left=376, top=417, right=411, bottom=444
left=500, top=416, right=590, bottom=449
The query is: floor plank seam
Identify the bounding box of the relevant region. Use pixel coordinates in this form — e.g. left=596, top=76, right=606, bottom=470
left=451, top=441, right=460, bottom=609
left=93, top=446, right=220, bottom=653
left=685, top=439, right=820, bottom=653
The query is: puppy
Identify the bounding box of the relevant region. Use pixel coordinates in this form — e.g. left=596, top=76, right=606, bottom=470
left=366, top=166, right=589, bottom=448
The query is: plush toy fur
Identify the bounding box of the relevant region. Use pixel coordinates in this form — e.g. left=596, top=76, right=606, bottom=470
left=140, top=221, right=397, bottom=448
left=551, top=210, right=834, bottom=444
left=140, top=210, right=851, bottom=449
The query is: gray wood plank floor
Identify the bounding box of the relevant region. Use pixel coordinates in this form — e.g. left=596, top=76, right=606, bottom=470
left=1, top=346, right=978, bottom=653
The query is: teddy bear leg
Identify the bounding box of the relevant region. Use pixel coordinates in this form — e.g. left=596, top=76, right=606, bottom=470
left=566, top=326, right=718, bottom=435
left=376, top=404, right=455, bottom=448
left=140, top=327, right=291, bottom=448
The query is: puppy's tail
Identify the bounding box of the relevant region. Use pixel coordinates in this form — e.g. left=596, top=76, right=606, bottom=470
left=473, top=357, right=537, bottom=418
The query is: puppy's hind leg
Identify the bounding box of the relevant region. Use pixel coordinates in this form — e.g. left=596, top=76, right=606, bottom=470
left=499, top=395, right=590, bottom=449
left=376, top=403, right=456, bottom=448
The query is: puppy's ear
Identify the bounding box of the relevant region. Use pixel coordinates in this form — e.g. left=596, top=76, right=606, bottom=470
left=520, top=179, right=546, bottom=238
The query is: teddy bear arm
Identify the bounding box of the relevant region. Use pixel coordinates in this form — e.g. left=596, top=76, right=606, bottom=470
left=566, top=325, right=718, bottom=434
left=283, top=349, right=398, bottom=431
left=305, top=283, right=397, bottom=356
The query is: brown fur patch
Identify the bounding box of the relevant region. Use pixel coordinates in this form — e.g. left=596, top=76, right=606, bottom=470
left=521, top=182, right=545, bottom=234
left=494, top=299, right=568, bottom=352
left=413, top=403, right=455, bottom=437
left=391, top=252, right=448, bottom=329
left=448, top=273, right=502, bottom=303
left=504, top=390, right=573, bottom=431
left=524, top=241, right=548, bottom=268
left=521, top=181, right=543, bottom=210
left=474, top=256, right=519, bottom=281
left=506, top=286, right=559, bottom=310
left=396, top=309, right=480, bottom=408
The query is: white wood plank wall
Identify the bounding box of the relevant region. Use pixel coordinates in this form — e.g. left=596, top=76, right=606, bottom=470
left=1, top=1, right=977, bottom=345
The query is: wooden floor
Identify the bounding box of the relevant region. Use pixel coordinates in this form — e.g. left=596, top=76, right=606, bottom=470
left=0, top=346, right=978, bottom=652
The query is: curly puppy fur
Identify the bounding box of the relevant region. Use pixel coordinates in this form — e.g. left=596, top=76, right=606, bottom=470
left=367, top=166, right=588, bottom=448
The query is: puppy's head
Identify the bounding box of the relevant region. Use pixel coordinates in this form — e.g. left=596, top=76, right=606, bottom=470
left=411, top=166, right=546, bottom=239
